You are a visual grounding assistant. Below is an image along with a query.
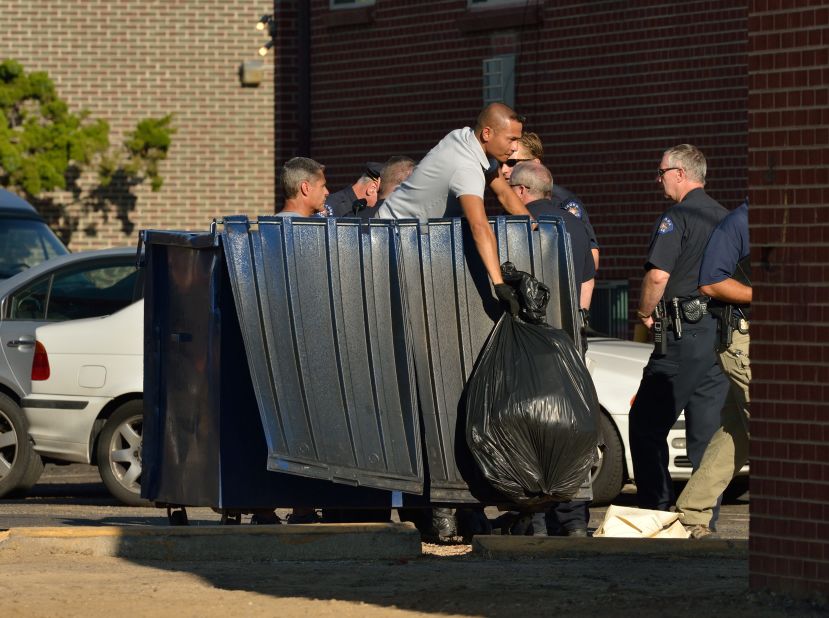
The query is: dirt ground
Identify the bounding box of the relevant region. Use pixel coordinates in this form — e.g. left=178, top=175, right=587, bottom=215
left=2, top=539, right=824, bottom=618
left=2, top=466, right=823, bottom=617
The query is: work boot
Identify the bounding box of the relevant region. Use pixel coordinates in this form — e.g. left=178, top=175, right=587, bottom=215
left=456, top=507, right=492, bottom=542
left=685, top=524, right=714, bottom=539
left=287, top=509, right=321, bottom=524
left=250, top=510, right=281, bottom=525
left=565, top=526, right=588, bottom=537
left=508, top=513, right=533, bottom=536
left=426, top=507, right=457, bottom=541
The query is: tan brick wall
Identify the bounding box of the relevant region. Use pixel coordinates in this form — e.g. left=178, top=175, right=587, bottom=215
left=1, top=0, right=276, bottom=250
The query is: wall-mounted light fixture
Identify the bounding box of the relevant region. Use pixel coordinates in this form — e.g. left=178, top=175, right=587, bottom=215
left=239, top=13, right=276, bottom=87
left=256, top=14, right=276, bottom=56
left=258, top=40, right=274, bottom=57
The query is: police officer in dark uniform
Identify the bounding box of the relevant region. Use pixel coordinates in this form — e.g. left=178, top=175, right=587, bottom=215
left=353, top=155, right=416, bottom=219
left=325, top=162, right=383, bottom=217
left=508, top=160, right=596, bottom=537
left=630, top=144, right=730, bottom=512
left=549, top=184, right=599, bottom=267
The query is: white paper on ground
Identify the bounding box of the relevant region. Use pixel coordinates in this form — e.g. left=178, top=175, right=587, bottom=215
left=594, top=505, right=690, bottom=538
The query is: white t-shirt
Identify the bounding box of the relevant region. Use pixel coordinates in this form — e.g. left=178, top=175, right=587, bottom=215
left=377, top=127, right=496, bottom=222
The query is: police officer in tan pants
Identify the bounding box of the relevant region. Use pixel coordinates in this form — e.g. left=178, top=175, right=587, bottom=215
left=676, top=201, right=751, bottom=538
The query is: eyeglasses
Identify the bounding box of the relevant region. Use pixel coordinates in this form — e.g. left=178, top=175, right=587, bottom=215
left=657, top=167, right=681, bottom=177
left=505, top=158, right=533, bottom=167
left=509, top=183, right=526, bottom=190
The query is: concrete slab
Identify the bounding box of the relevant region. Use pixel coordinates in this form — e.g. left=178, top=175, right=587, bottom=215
left=0, top=522, right=422, bottom=562
left=472, top=535, right=748, bottom=559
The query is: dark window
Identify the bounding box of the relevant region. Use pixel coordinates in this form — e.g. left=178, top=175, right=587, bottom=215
left=330, top=0, right=375, bottom=7
left=9, top=260, right=141, bottom=322
left=0, top=219, right=68, bottom=280
left=589, top=280, right=630, bottom=339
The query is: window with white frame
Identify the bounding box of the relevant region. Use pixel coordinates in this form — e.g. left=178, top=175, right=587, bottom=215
left=482, top=54, right=515, bottom=107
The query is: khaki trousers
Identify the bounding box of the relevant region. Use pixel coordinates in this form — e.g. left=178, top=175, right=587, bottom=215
left=676, top=329, right=750, bottom=526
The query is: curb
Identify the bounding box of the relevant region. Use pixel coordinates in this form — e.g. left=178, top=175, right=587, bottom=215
left=472, top=535, right=748, bottom=559
left=0, top=522, right=422, bottom=562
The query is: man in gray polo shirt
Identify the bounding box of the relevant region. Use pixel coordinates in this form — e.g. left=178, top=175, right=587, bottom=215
left=377, top=103, right=531, bottom=308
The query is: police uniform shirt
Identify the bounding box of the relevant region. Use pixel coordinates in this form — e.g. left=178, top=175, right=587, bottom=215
left=326, top=186, right=359, bottom=218
left=377, top=127, right=497, bottom=222
left=526, top=198, right=596, bottom=287
left=551, top=185, right=598, bottom=250
left=645, top=187, right=729, bottom=300
left=699, top=202, right=749, bottom=288
left=353, top=199, right=380, bottom=219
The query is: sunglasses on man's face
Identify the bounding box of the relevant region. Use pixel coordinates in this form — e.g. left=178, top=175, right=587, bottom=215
left=505, top=158, right=533, bottom=167
left=657, top=167, right=681, bottom=178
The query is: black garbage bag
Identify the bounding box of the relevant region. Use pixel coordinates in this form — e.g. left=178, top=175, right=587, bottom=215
left=465, top=314, right=600, bottom=505
left=501, top=261, right=550, bottom=324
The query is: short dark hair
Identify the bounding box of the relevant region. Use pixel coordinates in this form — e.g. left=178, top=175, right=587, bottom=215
left=475, top=102, right=524, bottom=132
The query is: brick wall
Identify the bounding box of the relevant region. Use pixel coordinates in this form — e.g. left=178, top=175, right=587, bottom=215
left=282, top=0, right=747, bottom=320
left=748, top=1, right=829, bottom=602
left=0, top=0, right=276, bottom=250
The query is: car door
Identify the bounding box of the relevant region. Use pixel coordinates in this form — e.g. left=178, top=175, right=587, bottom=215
left=0, top=258, right=141, bottom=397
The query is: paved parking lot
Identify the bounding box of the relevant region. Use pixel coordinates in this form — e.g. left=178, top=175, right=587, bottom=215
left=1, top=463, right=750, bottom=538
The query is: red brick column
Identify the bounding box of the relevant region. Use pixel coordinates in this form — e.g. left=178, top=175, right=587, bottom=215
left=748, top=1, right=829, bottom=601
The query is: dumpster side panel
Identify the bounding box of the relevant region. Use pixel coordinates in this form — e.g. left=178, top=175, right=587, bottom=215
left=222, top=217, right=423, bottom=494
left=399, top=217, right=581, bottom=503
left=142, top=228, right=402, bottom=509
left=142, top=240, right=223, bottom=505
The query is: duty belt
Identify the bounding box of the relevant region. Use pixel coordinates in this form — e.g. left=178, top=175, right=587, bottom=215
left=708, top=303, right=749, bottom=347
left=665, top=296, right=710, bottom=324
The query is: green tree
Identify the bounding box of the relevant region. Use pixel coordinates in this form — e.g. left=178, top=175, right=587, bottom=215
left=0, top=59, right=175, bottom=241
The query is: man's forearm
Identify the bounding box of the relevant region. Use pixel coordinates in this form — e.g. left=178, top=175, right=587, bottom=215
left=700, top=278, right=752, bottom=305
left=470, top=221, right=503, bottom=284
left=460, top=195, right=504, bottom=284
left=638, top=268, right=669, bottom=315
left=580, top=278, right=594, bottom=310
left=490, top=176, right=533, bottom=217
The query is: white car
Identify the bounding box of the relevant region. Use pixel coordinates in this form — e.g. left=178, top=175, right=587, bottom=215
left=22, top=300, right=144, bottom=505
left=0, top=246, right=141, bottom=499
left=586, top=336, right=748, bottom=504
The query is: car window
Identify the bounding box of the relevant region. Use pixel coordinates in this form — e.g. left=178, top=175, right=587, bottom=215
left=9, top=261, right=140, bottom=321
left=0, top=219, right=68, bottom=279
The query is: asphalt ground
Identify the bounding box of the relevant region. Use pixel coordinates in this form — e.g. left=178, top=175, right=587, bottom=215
left=0, top=463, right=751, bottom=537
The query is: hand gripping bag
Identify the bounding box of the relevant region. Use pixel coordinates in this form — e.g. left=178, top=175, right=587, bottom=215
left=465, top=314, right=600, bottom=505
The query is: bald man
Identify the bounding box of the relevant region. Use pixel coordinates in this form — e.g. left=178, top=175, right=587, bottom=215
left=377, top=103, right=531, bottom=307
left=377, top=104, right=533, bottom=541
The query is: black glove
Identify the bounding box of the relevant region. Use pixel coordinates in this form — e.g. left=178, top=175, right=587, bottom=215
left=494, top=283, right=520, bottom=316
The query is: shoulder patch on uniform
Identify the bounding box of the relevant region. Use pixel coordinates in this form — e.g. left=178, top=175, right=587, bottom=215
left=561, top=200, right=582, bottom=219
left=658, top=216, right=674, bottom=234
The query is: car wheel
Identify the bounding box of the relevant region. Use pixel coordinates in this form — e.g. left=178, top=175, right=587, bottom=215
left=590, top=412, right=625, bottom=506
left=6, top=449, right=45, bottom=498
left=96, top=400, right=150, bottom=506
left=0, top=393, right=41, bottom=498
